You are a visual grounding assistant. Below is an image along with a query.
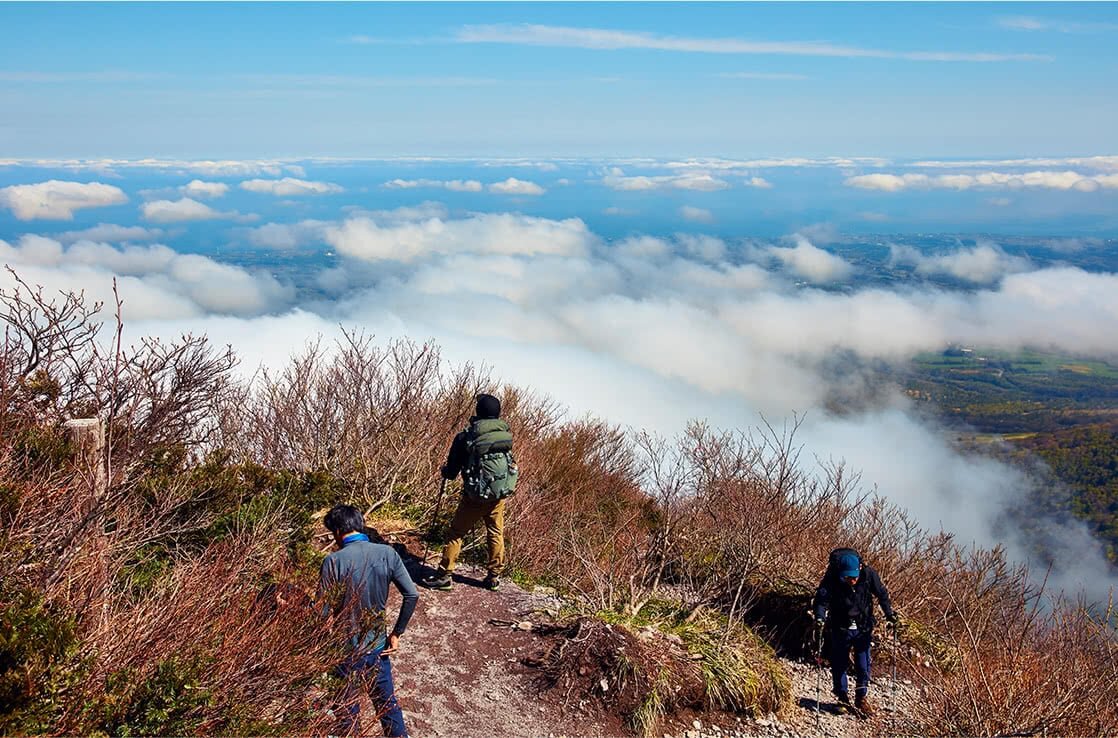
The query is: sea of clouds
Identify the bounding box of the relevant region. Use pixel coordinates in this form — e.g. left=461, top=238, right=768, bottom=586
left=2, top=171, right=1117, bottom=601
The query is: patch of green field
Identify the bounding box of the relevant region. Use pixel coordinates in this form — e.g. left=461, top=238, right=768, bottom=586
left=913, top=348, right=1118, bottom=379
left=902, top=347, right=1118, bottom=435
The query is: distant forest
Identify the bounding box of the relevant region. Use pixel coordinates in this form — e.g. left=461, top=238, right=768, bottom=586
left=901, top=349, right=1118, bottom=562
left=1016, top=423, right=1118, bottom=563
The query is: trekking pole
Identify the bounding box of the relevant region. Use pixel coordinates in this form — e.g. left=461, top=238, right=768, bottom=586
left=890, top=619, right=899, bottom=734
left=814, top=620, right=824, bottom=732
left=421, top=478, right=447, bottom=566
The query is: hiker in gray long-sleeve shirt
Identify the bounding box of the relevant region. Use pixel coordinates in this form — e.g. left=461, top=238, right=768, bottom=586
left=319, top=504, right=419, bottom=737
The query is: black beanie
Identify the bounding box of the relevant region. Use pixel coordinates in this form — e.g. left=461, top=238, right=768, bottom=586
left=475, top=393, right=501, bottom=419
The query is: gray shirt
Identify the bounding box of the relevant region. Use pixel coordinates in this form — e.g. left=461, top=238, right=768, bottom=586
left=318, top=540, right=420, bottom=653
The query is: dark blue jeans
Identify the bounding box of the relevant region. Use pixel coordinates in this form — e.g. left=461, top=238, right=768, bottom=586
left=830, top=626, right=872, bottom=698
left=335, top=648, right=407, bottom=737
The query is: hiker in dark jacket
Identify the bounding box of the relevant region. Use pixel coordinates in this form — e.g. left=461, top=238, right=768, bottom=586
left=319, top=504, right=419, bottom=737
left=812, top=549, right=898, bottom=717
left=421, top=393, right=517, bottom=592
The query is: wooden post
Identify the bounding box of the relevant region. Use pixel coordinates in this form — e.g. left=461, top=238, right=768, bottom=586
left=63, top=417, right=107, bottom=498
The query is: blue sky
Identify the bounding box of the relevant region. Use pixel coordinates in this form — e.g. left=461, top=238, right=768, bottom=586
left=2, top=2, right=1117, bottom=158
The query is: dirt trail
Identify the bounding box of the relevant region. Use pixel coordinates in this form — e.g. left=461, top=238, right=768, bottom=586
left=384, top=548, right=916, bottom=738
left=390, top=559, right=625, bottom=738
left=660, top=657, right=920, bottom=738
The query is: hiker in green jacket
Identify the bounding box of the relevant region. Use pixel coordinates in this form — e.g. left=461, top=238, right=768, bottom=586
left=422, top=393, right=518, bottom=592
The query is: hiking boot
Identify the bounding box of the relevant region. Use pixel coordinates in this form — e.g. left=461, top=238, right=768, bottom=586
left=482, top=573, right=500, bottom=591
left=421, top=570, right=453, bottom=591
left=834, top=693, right=851, bottom=715
left=855, top=694, right=875, bottom=717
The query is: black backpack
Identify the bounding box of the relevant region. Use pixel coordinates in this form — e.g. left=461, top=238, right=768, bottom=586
left=823, top=548, right=874, bottom=629
left=827, top=547, right=863, bottom=580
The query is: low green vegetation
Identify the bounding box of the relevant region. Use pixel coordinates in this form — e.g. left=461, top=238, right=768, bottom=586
left=904, top=347, right=1118, bottom=433
left=1013, top=423, right=1118, bottom=562
left=599, top=600, right=793, bottom=722
left=901, top=347, right=1118, bottom=561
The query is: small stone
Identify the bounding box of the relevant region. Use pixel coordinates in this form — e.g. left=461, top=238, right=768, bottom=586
left=517, top=620, right=535, bottom=631
left=685, top=731, right=699, bottom=738
left=599, top=677, right=609, bottom=692
left=693, top=720, right=703, bottom=729
left=903, top=679, right=913, bottom=685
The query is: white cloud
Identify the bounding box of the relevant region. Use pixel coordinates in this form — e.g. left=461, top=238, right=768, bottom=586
left=141, top=198, right=237, bottom=223
left=488, top=177, right=546, bottom=195
left=997, top=15, right=1118, bottom=33
left=0, top=180, right=127, bottom=220
left=679, top=205, right=714, bottom=223
left=240, top=178, right=343, bottom=196
left=0, top=236, right=292, bottom=318
left=1041, top=237, right=1104, bottom=254
left=369, top=201, right=450, bottom=223
left=844, top=170, right=1118, bottom=192
left=664, top=156, right=892, bottom=170
left=889, top=242, right=1034, bottom=284
left=457, top=23, right=1049, bottom=62
left=324, top=212, right=595, bottom=263
left=858, top=211, right=889, bottom=222
left=383, top=178, right=484, bottom=192
left=246, top=220, right=329, bottom=250
left=602, top=168, right=731, bottom=192
left=475, top=159, right=561, bottom=172
left=55, top=223, right=164, bottom=244
left=912, top=155, right=1118, bottom=172
left=844, top=173, right=923, bottom=192
left=12, top=158, right=306, bottom=177
left=767, top=235, right=854, bottom=283
left=180, top=179, right=230, bottom=199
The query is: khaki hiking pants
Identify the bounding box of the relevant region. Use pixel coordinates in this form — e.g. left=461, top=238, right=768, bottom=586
left=438, top=496, right=505, bottom=575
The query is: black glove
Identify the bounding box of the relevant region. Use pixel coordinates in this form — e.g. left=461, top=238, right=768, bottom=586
left=885, top=611, right=899, bottom=626
left=440, top=465, right=455, bottom=480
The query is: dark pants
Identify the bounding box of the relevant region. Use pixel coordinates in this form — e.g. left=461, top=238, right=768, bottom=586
left=830, top=626, right=872, bottom=698
left=335, top=648, right=407, bottom=737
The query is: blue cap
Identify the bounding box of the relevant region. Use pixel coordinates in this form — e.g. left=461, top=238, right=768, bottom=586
left=838, top=552, right=860, bottom=578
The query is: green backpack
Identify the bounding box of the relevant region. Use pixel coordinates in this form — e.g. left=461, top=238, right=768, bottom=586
left=463, top=418, right=518, bottom=501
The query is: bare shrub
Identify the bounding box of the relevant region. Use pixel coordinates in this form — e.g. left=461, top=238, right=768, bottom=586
left=506, top=419, right=650, bottom=609
left=905, top=596, right=1118, bottom=736
left=0, top=268, right=102, bottom=434
left=528, top=616, right=704, bottom=737
left=53, top=529, right=343, bottom=735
